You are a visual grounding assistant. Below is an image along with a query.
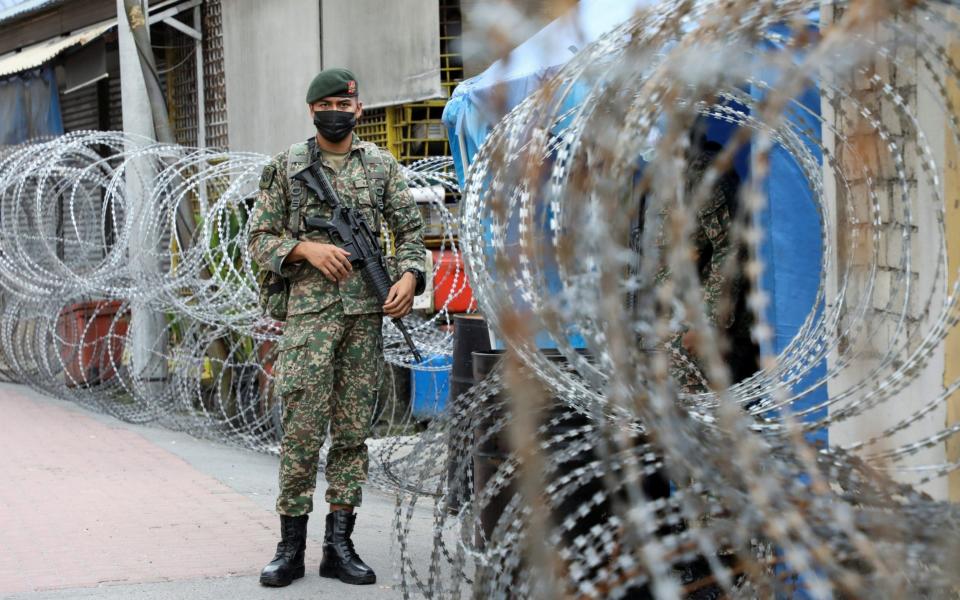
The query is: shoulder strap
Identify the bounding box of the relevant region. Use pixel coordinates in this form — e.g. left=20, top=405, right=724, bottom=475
left=285, top=140, right=311, bottom=237
left=358, top=145, right=387, bottom=212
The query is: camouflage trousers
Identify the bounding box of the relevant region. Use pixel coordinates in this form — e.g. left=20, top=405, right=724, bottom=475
left=637, top=334, right=710, bottom=394
left=667, top=334, right=710, bottom=394
left=273, top=302, right=382, bottom=516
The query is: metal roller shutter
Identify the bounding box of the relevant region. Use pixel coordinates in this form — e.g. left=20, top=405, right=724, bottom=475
left=59, top=81, right=100, bottom=133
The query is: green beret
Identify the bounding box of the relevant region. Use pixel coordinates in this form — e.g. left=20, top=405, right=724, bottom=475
left=305, top=68, right=358, bottom=104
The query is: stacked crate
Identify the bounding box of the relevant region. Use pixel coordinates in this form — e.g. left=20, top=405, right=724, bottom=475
left=392, top=0, right=464, bottom=162
left=356, top=0, right=475, bottom=318
left=392, top=101, right=450, bottom=162
left=439, top=0, right=464, bottom=98
left=356, top=0, right=463, bottom=164
left=354, top=107, right=399, bottom=157
left=354, top=0, right=464, bottom=248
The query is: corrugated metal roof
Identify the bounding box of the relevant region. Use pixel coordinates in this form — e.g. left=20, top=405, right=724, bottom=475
left=0, top=0, right=65, bottom=25
left=0, top=17, right=114, bottom=78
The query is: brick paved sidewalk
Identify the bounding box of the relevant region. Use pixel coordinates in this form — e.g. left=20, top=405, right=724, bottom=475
left=0, top=386, right=323, bottom=595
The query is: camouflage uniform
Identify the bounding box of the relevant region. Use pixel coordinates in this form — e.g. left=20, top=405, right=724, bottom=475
left=248, top=134, right=425, bottom=514
left=650, top=144, right=741, bottom=393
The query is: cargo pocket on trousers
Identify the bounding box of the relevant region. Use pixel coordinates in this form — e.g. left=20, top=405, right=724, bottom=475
left=273, top=328, right=312, bottom=396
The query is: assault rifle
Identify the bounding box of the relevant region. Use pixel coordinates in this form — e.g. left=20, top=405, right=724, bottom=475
left=292, top=162, right=423, bottom=363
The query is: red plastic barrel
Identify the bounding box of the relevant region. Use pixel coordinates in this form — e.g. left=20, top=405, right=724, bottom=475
left=432, top=250, right=477, bottom=313
left=56, top=300, right=128, bottom=387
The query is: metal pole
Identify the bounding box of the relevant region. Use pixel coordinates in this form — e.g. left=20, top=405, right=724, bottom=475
left=194, top=4, right=206, bottom=150
left=193, top=4, right=207, bottom=213
left=117, top=0, right=154, bottom=141
left=117, top=0, right=169, bottom=397
left=123, top=0, right=177, bottom=144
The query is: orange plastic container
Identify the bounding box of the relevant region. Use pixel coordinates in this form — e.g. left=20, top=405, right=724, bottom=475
left=432, top=250, right=477, bottom=313
left=56, top=300, right=128, bottom=387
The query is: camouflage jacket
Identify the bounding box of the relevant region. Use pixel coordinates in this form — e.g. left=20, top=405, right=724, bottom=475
left=248, top=134, right=426, bottom=316
left=653, top=145, right=740, bottom=330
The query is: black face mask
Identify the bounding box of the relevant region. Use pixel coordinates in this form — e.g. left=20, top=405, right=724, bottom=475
left=313, top=110, right=357, bottom=143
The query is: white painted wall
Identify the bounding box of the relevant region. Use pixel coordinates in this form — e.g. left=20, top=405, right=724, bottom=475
left=221, top=0, right=321, bottom=155
left=320, top=0, right=441, bottom=108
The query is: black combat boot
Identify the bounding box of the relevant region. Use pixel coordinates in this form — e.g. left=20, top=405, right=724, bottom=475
left=259, top=514, right=308, bottom=587
left=318, top=510, right=376, bottom=585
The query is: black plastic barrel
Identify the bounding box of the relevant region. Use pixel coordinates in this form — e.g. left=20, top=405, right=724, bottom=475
left=471, top=350, right=600, bottom=545
left=471, top=349, right=670, bottom=551
left=446, top=314, right=491, bottom=512
left=470, top=349, right=512, bottom=540
left=449, top=314, right=491, bottom=406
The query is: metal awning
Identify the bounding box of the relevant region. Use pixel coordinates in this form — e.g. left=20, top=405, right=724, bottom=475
left=0, top=18, right=114, bottom=79
left=0, top=0, right=200, bottom=80
left=0, top=0, right=66, bottom=27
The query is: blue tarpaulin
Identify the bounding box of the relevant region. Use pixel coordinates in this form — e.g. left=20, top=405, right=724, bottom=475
left=443, top=1, right=828, bottom=434
left=444, top=0, right=657, bottom=185
left=0, top=66, right=63, bottom=145
left=754, top=28, right=829, bottom=445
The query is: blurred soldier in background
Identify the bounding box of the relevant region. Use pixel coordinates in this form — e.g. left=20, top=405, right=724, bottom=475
left=629, top=126, right=758, bottom=393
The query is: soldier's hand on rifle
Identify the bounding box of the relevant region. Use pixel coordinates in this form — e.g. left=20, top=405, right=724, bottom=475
left=383, top=272, right=417, bottom=318
left=290, top=241, right=352, bottom=282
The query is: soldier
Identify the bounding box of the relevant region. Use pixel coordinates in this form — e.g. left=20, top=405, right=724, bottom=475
left=630, top=131, right=749, bottom=394
left=666, top=136, right=743, bottom=393
left=248, top=68, right=426, bottom=587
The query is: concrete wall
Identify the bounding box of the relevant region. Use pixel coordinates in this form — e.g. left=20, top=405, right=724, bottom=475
left=320, top=0, right=441, bottom=108
left=221, top=0, right=321, bottom=155
left=823, top=6, right=950, bottom=499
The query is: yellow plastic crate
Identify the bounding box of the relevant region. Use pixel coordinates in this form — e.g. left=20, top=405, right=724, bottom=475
left=439, top=0, right=464, bottom=98
left=356, top=107, right=401, bottom=157
left=357, top=0, right=463, bottom=163
left=392, top=101, right=450, bottom=163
